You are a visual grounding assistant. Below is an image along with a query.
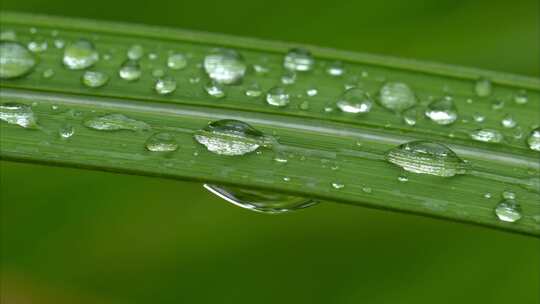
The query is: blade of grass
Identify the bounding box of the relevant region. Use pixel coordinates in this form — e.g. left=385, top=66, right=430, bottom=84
left=1, top=11, right=539, bottom=236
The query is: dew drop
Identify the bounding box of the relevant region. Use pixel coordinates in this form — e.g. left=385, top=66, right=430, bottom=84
left=82, top=70, right=109, bottom=88
left=495, top=199, right=522, bottom=222
left=154, top=76, right=177, bottom=95
left=501, top=114, right=517, bottom=129
left=59, top=124, right=75, bottom=139
left=84, top=113, right=150, bottom=131
left=118, top=59, right=142, bottom=81
left=283, top=48, right=314, bottom=72
left=326, top=61, right=345, bottom=76
left=244, top=83, right=262, bottom=98
left=403, top=107, right=418, bottom=126
left=470, top=129, right=503, bottom=143
left=204, top=184, right=317, bottom=214
left=474, top=78, right=492, bottom=97
left=167, top=52, right=187, bottom=70
left=491, top=99, right=505, bottom=110
left=362, top=186, right=372, bottom=194
left=299, top=100, right=310, bottom=110
left=527, top=127, right=540, bottom=151
left=127, top=44, right=144, bottom=60
left=378, top=82, right=417, bottom=112
left=331, top=182, right=345, bottom=189
left=281, top=71, right=297, bottom=85
left=204, top=80, right=226, bottom=98
left=502, top=190, right=516, bottom=200
left=306, top=87, right=318, bottom=97
left=386, top=140, right=467, bottom=177
left=253, top=64, right=270, bottom=75
left=513, top=90, right=528, bottom=105
left=398, top=174, right=408, bottom=182
left=336, top=88, right=372, bottom=114
left=145, top=132, right=178, bottom=152
left=0, top=103, right=38, bottom=128
left=0, top=41, right=36, bottom=79
left=203, top=48, right=246, bottom=85
left=473, top=112, right=485, bottom=123
left=42, top=68, right=55, bottom=79
left=63, top=39, right=99, bottom=70
left=27, top=39, right=48, bottom=53
left=425, top=96, right=458, bottom=125
left=0, top=30, right=17, bottom=41
left=53, top=39, right=65, bottom=49
left=266, top=87, right=290, bottom=107
left=484, top=192, right=492, bottom=199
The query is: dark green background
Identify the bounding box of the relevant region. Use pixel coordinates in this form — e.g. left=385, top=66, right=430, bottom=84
left=1, top=1, right=539, bottom=303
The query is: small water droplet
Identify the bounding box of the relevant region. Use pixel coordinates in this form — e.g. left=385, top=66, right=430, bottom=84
left=152, top=69, right=165, bottom=78
left=167, top=52, right=187, bottom=70
left=425, top=96, right=458, bottom=125
left=203, top=48, right=246, bottom=84
left=154, top=76, right=177, bottom=95
left=253, top=64, right=269, bottom=75
left=331, top=182, right=345, bottom=189
left=298, top=100, right=310, bottom=110
left=470, top=129, right=503, bottom=143
left=127, top=44, right=144, bottom=60
left=513, top=90, right=528, bottom=105
left=398, top=174, right=408, bottom=182
left=204, top=80, right=226, bottom=98
left=502, top=190, right=516, bottom=200
left=474, top=78, right=492, bottom=97
left=244, top=83, right=262, bottom=97
left=82, top=70, right=109, bottom=88
left=0, top=103, right=38, bottom=128
left=84, top=113, right=150, bottom=131
left=326, top=61, right=345, bottom=76
left=189, top=75, right=201, bottom=84
left=336, top=88, right=372, bottom=114
left=145, top=132, right=178, bottom=152
left=484, top=192, right=492, bottom=199
left=42, top=68, right=55, bottom=79
left=148, top=52, right=158, bottom=60
left=266, top=87, right=290, bottom=107
left=0, top=41, right=36, bottom=79
left=280, top=71, right=297, bottom=85
left=473, top=112, right=485, bottom=123
left=0, top=30, right=17, bottom=41
left=283, top=48, right=314, bottom=72
left=63, top=39, right=99, bottom=70
left=283, top=176, right=291, bottom=182
left=194, top=119, right=272, bottom=156
left=27, top=39, right=48, bottom=53
left=306, top=87, right=318, bottom=97
left=495, top=199, right=522, bottom=222
left=53, top=39, right=65, bottom=49
left=403, top=107, right=418, bottom=126
left=59, top=124, right=75, bottom=139
left=362, top=186, right=372, bottom=193
left=379, top=82, right=417, bottom=112
left=204, top=184, right=317, bottom=213
left=527, top=127, right=540, bottom=151
left=386, top=141, right=466, bottom=177
left=491, top=99, right=505, bottom=110
left=118, top=59, right=142, bottom=81
left=501, top=114, right=517, bottom=128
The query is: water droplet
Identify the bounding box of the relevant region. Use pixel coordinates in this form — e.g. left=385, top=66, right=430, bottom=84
left=59, top=124, right=75, bottom=139
left=474, top=78, right=492, bottom=97
left=118, top=59, right=142, bottom=81
left=280, top=71, right=296, bottom=85
left=203, top=48, right=246, bottom=85
left=253, top=64, right=269, bottom=75
left=0, top=103, right=38, bottom=128
left=194, top=119, right=272, bottom=156
left=63, top=39, right=99, bottom=70
left=513, top=90, right=528, bottom=105
left=527, top=127, right=540, bottom=151
left=495, top=199, right=522, bottom=222
left=425, top=96, right=458, bottom=125
left=473, top=112, right=485, bottom=123
left=204, top=184, right=317, bottom=214
left=204, top=81, right=226, bottom=98
left=501, top=114, right=517, bottom=128
left=0, top=41, right=36, bottom=79
left=326, top=61, right=345, bottom=76
left=148, top=53, right=158, bottom=60
left=379, top=82, right=417, bottom=112
left=53, top=39, right=65, bottom=49
left=336, top=88, right=372, bottom=114
left=154, top=76, right=177, bottom=95
left=167, top=52, right=187, bottom=70
left=331, top=182, right=345, bottom=189
left=470, top=129, right=503, bottom=143
left=306, top=87, right=318, bottom=97
left=82, top=70, right=109, bottom=88
left=244, top=83, right=262, bottom=97
left=0, top=30, right=17, bottom=41
left=283, top=48, right=314, bottom=72
left=398, top=174, right=408, bottom=182
left=484, top=192, right=492, bottom=199
left=386, top=141, right=466, bottom=177
left=145, top=132, right=178, bottom=152
left=502, top=190, right=516, bottom=200
left=84, top=113, right=150, bottom=131
left=42, top=68, right=55, bottom=79
left=299, top=100, right=310, bottom=110
left=362, top=186, right=372, bottom=193
left=27, top=39, right=48, bottom=53
left=266, top=87, right=290, bottom=107
left=152, top=69, right=165, bottom=78
left=403, top=107, right=418, bottom=126
left=491, top=99, right=505, bottom=110
left=127, top=44, right=144, bottom=60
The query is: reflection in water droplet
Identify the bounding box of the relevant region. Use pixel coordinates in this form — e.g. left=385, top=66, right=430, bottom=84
left=167, top=52, right=187, bottom=70
left=84, top=113, right=150, bottom=131
left=204, top=184, right=317, bottom=214
left=283, top=48, right=314, bottom=72
left=474, top=78, right=492, bottom=97
left=82, top=70, right=109, bottom=88
left=336, top=88, right=372, bottom=114
left=155, top=76, right=177, bottom=95
left=0, top=41, right=36, bottom=79
left=386, top=140, right=466, bottom=177
left=127, top=44, right=144, bottom=60
left=495, top=199, right=522, bottom=222
left=145, top=132, right=178, bottom=152
left=0, top=103, right=38, bottom=128
left=203, top=48, right=246, bottom=84
left=59, top=124, right=75, bottom=139
left=527, top=127, right=540, bottom=151
left=425, top=96, right=458, bottom=125
left=204, top=81, right=226, bottom=98
left=63, top=39, right=99, bottom=70
left=379, top=82, right=417, bottom=112
left=194, top=119, right=273, bottom=156
left=470, top=129, right=503, bottom=143
left=119, top=59, right=142, bottom=81
left=266, top=86, right=290, bottom=107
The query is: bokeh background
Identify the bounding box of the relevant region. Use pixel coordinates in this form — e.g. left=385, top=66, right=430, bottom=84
left=1, top=0, right=539, bottom=303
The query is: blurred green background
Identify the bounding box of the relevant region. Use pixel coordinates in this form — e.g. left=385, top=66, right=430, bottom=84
left=1, top=0, right=539, bottom=303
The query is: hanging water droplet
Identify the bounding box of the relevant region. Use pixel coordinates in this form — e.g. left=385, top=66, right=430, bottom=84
left=331, top=182, right=345, bottom=189
left=0, top=103, right=38, bottom=128
left=494, top=199, right=522, bottom=222
left=326, top=61, right=345, bottom=76
left=470, top=129, right=503, bottom=143
left=280, top=71, right=296, bottom=85
left=501, top=114, right=517, bottom=129
left=204, top=184, right=317, bottom=214
left=167, top=52, right=187, bottom=70
left=204, top=80, right=226, bottom=98
left=425, top=96, right=458, bottom=125
left=63, top=39, right=99, bottom=70
left=154, top=76, right=177, bottom=95
left=244, top=83, right=262, bottom=97
left=59, top=124, right=75, bottom=139
left=53, top=39, right=65, bottom=49
left=513, top=90, right=528, bottom=104
left=474, top=78, right=492, bottom=97
left=336, top=88, right=372, bottom=114
left=0, top=41, right=36, bottom=79
left=127, top=44, right=144, bottom=60
left=378, top=82, right=417, bottom=112
left=145, top=132, right=178, bottom=152
left=386, top=140, right=467, bottom=177
left=266, top=86, right=290, bottom=107
left=527, top=127, right=540, bottom=151
left=0, top=30, right=17, bottom=41
left=42, top=68, right=55, bottom=79
left=283, top=48, right=314, bottom=72
left=502, top=190, right=516, bottom=200
left=84, top=113, right=150, bottom=131
left=118, top=59, right=142, bottom=81
left=194, top=119, right=273, bottom=156
left=203, top=48, right=246, bottom=85
left=27, top=39, right=48, bottom=53
left=82, top=70, right=109, bottom=88
left=403, top=107, right=418, bottom=126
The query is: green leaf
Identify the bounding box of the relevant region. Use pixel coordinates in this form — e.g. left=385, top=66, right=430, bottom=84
left=1, top=11, right=539, bottom=236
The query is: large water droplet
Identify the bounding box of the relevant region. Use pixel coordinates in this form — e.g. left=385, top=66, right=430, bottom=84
left=379, top=82, right=417, bottom=112
left=154, top=76, right=177, bottom=95
left=145, top=132, right=178, bottom=152
left=194, top=119, right=272, bottom=156
left=82, top=70, right=109, bottom=88
left=266, top=87, right=290, bottom=107
left=63, top=39, right=99, bottom=70
left=84, top=113, right=150, bottom=131
left=470, top=129, right=503, bottom=143
left=167, top=52, right=187, bottom=70
left=119, top=59, right=142, bottom=81
left=0, top=41, right=36, bottom=79
left=127, top=44, right=144, bottom=60
left=425, top=96, right=458, bottom=125
left=0, top=103, right=38, bottom=128
left=283, top=48, right=314, bottom=72
left=203, top=48, right=246, bottom=85
left=527, top=127, right=540, bottom=151
left=474, top=78, right=492, bottom=97
left=495, top=199, right=522, bottom=222
left=204, top=184, right=317, bottom=213
left=336, top=88, right=372, bottom=114
left=386, top=141, right=466, bottom=177
left=204, top=81, right=226, bottom=98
